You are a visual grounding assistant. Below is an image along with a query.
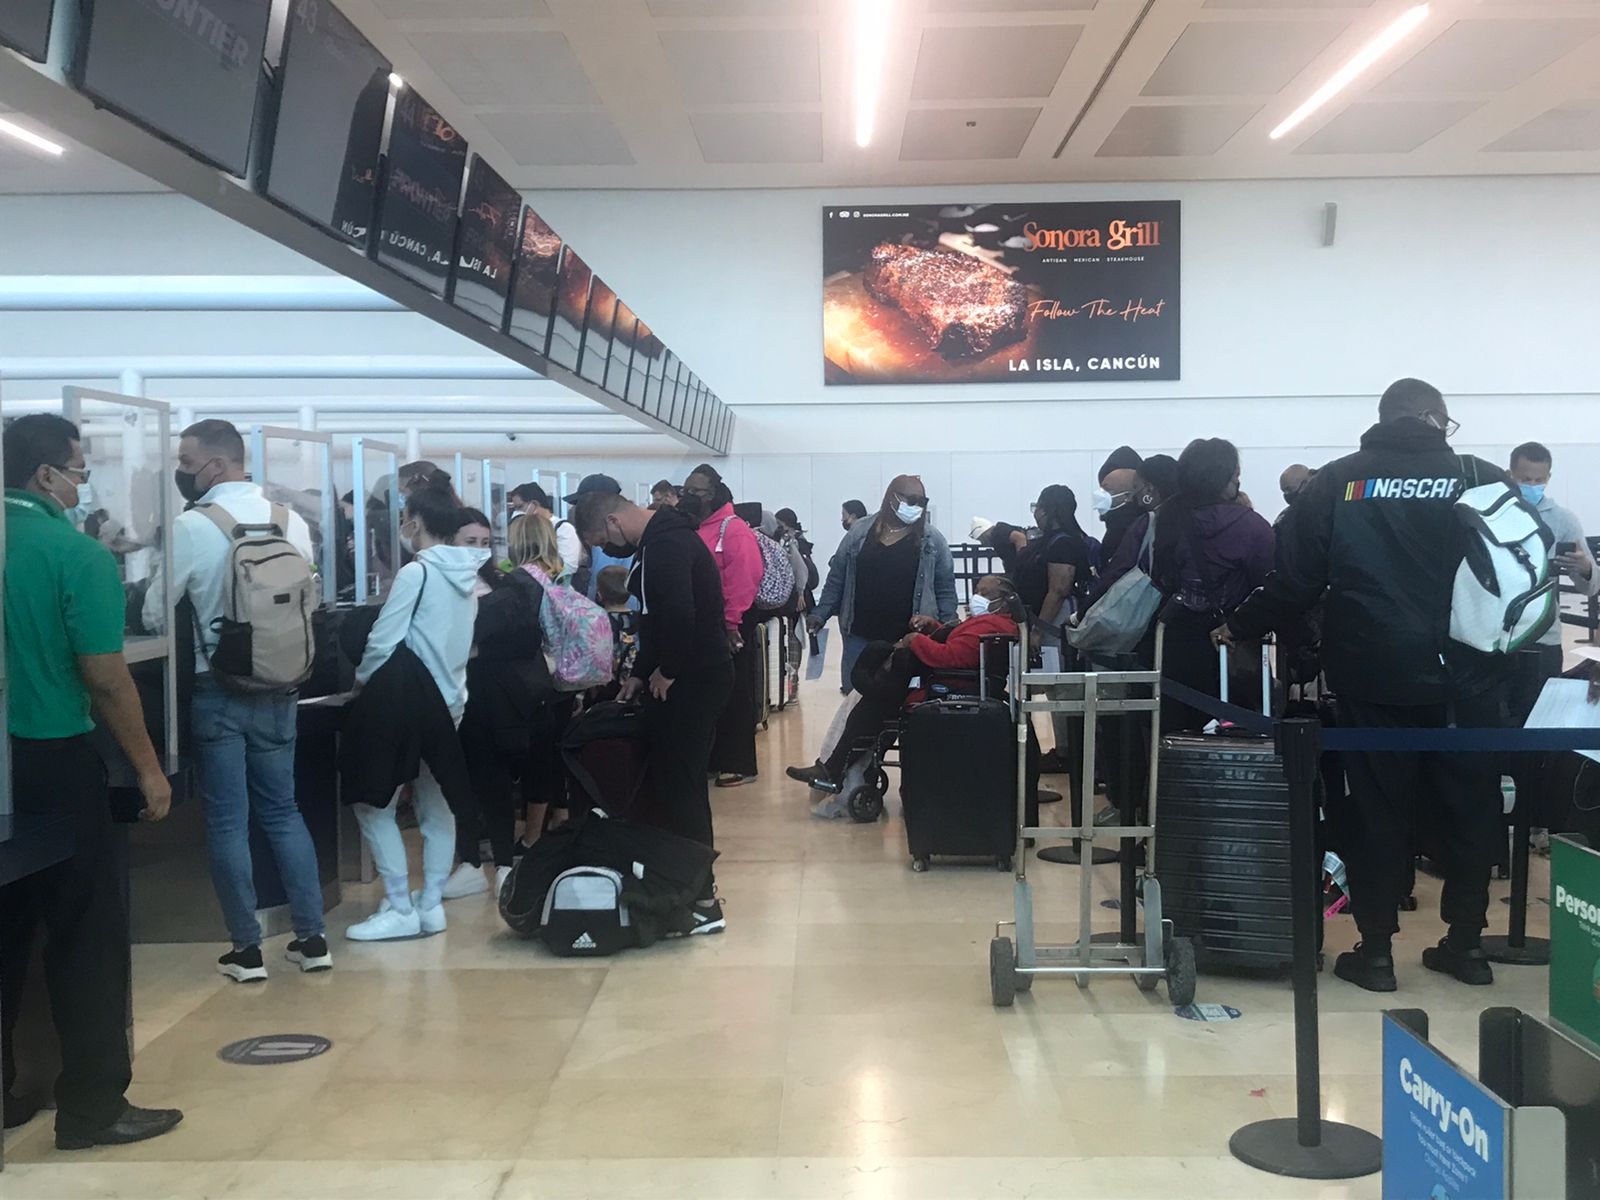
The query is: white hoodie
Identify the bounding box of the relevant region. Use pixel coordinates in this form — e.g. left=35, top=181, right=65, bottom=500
left=355, top=544, right=485, bottom=719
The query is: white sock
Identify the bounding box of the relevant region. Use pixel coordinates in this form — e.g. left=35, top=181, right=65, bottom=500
left=418, top=877, right=447, bottom=911
left=382, top=876, right=414, bottom=913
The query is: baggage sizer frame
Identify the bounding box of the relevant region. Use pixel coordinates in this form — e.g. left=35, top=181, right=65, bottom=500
left=990, top=622, right=1197, bottom=1006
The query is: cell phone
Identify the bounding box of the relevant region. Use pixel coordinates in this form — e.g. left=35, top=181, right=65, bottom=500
left=1556, top=541, right=1578, bottom=556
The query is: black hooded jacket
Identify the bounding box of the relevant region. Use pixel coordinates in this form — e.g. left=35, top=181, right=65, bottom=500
left=1227, top=419, right=1510, bottom=706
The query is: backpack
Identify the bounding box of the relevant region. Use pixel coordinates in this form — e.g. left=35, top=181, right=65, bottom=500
left=720, top=517, right=795, bottom=612
left=1448, top=461, right=1556, bottom=655
left=539, top=867, right=634, bottom=957
left=194, top=503, right=315, bottom=693
left=1065, top=516, right=1161, bottom=659
left=520, top=563, right=614, bottom=690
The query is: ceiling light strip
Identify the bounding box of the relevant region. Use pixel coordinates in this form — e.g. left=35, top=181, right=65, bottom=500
left=853, top=0, right=892, bottom=148
left=1053, top=0, right=1157, bottom=159
left=1269, top=4, right=1431, bottom=141
left=0, top=115, right=65, bottom=156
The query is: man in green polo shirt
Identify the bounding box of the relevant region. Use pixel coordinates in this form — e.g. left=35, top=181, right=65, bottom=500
left=0, top=414, right=183, bottom=1150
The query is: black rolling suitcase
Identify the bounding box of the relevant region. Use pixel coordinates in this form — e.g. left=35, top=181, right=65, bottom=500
left=900, top=697, right=1016, bottom=872
left=1155, top=643, right=1296, bottom=970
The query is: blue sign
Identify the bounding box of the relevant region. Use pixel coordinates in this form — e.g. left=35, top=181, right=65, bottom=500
left=1383, top=1017, right=1510, bottom=1200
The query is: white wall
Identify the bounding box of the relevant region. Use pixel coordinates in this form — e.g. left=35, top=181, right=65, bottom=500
left=525, top=175, right=1600, bottom=564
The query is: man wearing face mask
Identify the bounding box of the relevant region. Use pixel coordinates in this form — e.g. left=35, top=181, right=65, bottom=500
left=144, top=421, right=329, bottom=983
left=571, top=491, right=733, bottom=935
left=1095, top=447, right=1144, bottom=562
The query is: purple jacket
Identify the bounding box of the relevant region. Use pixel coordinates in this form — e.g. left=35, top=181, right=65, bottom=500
left=1090, top=504, right=1275, bottom=616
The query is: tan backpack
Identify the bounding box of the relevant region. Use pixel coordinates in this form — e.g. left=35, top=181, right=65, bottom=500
left=194, top=503, right=316, bottom=693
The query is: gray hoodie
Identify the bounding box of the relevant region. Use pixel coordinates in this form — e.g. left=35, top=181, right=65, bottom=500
left=356, top=544, right=485, bottom=719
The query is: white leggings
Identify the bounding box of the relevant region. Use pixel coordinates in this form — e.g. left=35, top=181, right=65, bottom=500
left=355, top=763, right=456, bottom=910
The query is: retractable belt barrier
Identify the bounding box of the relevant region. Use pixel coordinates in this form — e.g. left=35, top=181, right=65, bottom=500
left=1158, top=677, right=1600, bottom=752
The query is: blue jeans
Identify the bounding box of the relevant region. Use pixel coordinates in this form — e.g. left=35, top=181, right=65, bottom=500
left=841, top=633, right=871, bottom=693
left=192, top=678, right=326, bottom=947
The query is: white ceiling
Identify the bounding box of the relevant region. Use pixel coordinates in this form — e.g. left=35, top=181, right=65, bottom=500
left=334, top=0, right=1600, bottom=188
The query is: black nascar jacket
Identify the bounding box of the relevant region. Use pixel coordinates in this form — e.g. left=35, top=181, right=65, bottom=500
left=1227, top=418, right=1511, bottom=707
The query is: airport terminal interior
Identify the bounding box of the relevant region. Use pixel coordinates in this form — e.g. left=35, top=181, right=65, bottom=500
left=2, top=0, right=1600, bottom=1197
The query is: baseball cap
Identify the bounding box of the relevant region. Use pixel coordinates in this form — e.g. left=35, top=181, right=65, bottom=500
left=562, top=473, right=623, bottom=504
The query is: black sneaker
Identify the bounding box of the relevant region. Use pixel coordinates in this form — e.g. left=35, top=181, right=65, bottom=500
left=1422, top=937, right=1493, bottom=986
left=786, top=761, right=838, bottom=791
left=217, top=946, right=267, bottom=983
left=1333, top=943, right=1397, bottom=993
left=286, top=935, right=333, bottom=973
left=669, top=899, right=727, bottom=938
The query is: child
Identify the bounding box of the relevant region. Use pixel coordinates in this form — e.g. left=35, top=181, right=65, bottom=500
left=595, top=565, right=639, bottom=697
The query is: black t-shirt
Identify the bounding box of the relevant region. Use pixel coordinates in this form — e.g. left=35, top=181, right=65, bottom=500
left=1017, top=530, right=1091, bottom=619
left=852, top=532, right=920, bottom=641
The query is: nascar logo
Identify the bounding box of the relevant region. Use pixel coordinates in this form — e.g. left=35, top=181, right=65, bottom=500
left=1344, top=477, right=1461, bottom=501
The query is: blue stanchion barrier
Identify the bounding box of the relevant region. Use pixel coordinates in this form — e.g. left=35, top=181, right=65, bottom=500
left=1158, top=677, right=1600, bottom=753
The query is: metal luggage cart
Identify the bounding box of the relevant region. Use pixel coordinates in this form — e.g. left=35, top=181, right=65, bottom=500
left=990, top=623, right=1197, bottom=1007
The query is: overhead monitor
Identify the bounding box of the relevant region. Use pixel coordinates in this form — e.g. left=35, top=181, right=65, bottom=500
left=0, top=0, right=54, bottom=60
left=547, top=245, right=591, bottom=372
left=264, top=0, right=389, bottom=247
left=633, top=320, right=664, bottom=411
left=373, top=87, right=466, bottom=296
left=506, top=208, right=561, bottom=350
left=74, top=0, right=272, bottom=176
left=604, top=301, right=637, bottom=400
left=450, top=154, right=520, bottom=327
left=578, top=275, right=617, bottom=388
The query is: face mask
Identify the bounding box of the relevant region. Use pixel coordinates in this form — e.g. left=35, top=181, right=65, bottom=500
left=174, top=467, right=204, bottom=504
left=1092, top=488, right=1128, bottom=518
left=895, top=501, right=924, bottom=525
left=608, top=540, right=639, bottom=559
left=968, top=594, right=992, bottom=616
left=842, top=520, right=852, bottom=531
left=1520, top=483, right=1546, bottom=506
left=400, top=521, right=418, bottom=555
left=678, top=493, right=708, bottom=521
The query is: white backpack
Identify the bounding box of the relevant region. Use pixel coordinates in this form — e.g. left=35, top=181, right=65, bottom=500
left=1448, top=470, right=1556, bottom=655
left=195, top=503, right=316, bottom=693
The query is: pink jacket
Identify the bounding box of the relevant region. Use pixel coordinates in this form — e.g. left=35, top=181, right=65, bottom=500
left=697, top=503, right=764, bottom=630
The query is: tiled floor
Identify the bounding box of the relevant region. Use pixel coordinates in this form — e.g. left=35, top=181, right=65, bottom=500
left=5, top=673, right=1552, bottom=1198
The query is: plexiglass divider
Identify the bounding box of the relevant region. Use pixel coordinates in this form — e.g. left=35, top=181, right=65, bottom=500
left=61, top=387, right=178, bottom=773
left=251, top=426, right=337, bottom=608
left=351, top=438, right=402, bottom=606
left=485, top=461, right=507, bottom=557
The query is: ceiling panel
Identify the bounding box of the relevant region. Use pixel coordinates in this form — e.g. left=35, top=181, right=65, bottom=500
left=1204, top=0, right=1371, bottom=7
left=1142, top=20, right=1348, bottom=97
left=657, top=30, right=821, bottom=106
left=1488, top=99, right=1600, bottom=152
left=928, top=0, right=1099, bottom=11
left=900, top=107, right=1041, bottom=159
left=406, top=32, right=599, bottom=108
left=1371, top=19, right=1600, bottom=96
left=690, top=111, right=824, bottom=163
left=476, top=110, right=635, bottom=166
left=647, top=0, right=819, bottom=15
left=1294, top=100, right=1481, bottom=154
left=911, top=25, right=1081, bottom=101
left=1095, top=104, right=1258, bottom=157
left=375, top=0, right=551, bottom=17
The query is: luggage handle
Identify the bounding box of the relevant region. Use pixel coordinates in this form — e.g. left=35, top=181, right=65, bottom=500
left=1217, top=639, right=1273, bottom=719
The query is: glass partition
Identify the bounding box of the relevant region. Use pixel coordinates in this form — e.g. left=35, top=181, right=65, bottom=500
left=485, top=461, right=507, bottom=557
left=61, top=386, right=178, bottom=768
left=351, top=438, right=401, bottom=604
left=252, top=426, right=336, bottom=607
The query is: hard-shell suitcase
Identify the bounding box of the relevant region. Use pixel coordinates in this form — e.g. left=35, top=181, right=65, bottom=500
left=562, top=701, right=650, bottom=822
left=900, top=697, right=1016, bottom=871
left=1154, top=644, right=1294, bottom=969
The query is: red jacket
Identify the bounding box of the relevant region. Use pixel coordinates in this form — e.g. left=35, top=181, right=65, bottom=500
left=909, top=611, right=1018, bottom=674
left=697, top=503, right=764, bottom=630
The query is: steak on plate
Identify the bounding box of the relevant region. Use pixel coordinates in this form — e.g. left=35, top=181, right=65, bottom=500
left=863, top=243, right=1029, bottom=360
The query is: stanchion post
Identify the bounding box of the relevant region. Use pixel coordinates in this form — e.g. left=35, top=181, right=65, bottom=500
left=1484, top=649, right=1551, bottom=966
left=1228, top=717, right=1382, bottom=1180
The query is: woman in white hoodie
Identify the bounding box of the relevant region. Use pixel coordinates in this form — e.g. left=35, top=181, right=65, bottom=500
left=346, top=474, right=487, bottom=942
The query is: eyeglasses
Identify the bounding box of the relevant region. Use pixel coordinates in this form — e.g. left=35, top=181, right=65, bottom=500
left=53, top=464, right=91, bottom=484
left=1424, top=411, right=1461, bottom=439
left=895, top=493, right=929, bottom=507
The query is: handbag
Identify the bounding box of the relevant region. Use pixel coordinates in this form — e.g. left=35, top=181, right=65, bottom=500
left=1066, top=517, right=1162, bottom=657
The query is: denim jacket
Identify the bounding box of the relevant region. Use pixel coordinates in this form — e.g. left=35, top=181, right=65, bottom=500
left=813, top=520, right=958, bottom=635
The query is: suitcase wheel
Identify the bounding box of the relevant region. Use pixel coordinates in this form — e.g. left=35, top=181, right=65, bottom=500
left=990, top=937, right=1018, bottom=1007
left=1165, top=936, right=1198, bottom=1007
left=848, top=785, right=884, bottom=824
left=995, top=855, right=1012, bottom=873
left=911, top=855, right=930, bottom=873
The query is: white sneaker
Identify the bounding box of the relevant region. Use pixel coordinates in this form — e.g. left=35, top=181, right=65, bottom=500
left=345, top=905, right=422, bottom=942
left=418, top=902, right=447, bottom=935
left=495, top=866, right=512, bottom=896
left=440, top=863, right=489, bottom=900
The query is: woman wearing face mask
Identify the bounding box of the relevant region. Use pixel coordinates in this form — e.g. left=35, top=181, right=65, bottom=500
left=1148, top=438, right=1275, bottom=733
left=343, top=473, right=487, bottom=941
left=810, top=475, right=958, bottom=695
left=441, top=511, right=562, bottom=901
left=678, top=464, right=765, bottom=787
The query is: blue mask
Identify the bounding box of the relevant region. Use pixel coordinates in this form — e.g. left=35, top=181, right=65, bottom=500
left=1519, top=483, right=1546, bottom=506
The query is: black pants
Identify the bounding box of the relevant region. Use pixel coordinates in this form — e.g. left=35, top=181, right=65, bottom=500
left=825, top=691, right=902, bottom=780
left=1507, top=644, right=1565, bottom=828
left=0, top=736, right=132, bottom=1132
left=709, top=623, right=760, bottom=777
left=1338, top=687, right=1507, bottom=943
left=457, top=695, right=577, bottom=868
left=646, top=664, right=734, bottom=897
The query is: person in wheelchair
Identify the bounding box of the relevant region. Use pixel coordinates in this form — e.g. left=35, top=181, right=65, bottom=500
left=786, top=576, right=1021, bottom=794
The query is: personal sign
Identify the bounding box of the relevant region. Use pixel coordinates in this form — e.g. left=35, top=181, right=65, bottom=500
left=1550, top=836, right=1600, bottom=1054
left=1382, top=1015, right=1509, bottom=1200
